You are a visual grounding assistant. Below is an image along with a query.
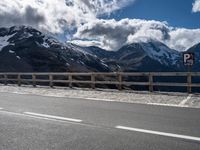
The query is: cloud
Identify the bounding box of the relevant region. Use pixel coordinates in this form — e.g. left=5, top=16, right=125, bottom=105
left=73, top=19, right=170, bottom=50
left=0, top=0, right=135, bottom=34
left=69, top=40, right=103, bottom=48
left=192, top=0, right=200, bottom=12
left=72, top=18, right=200, bottom=51
left=167, top=28, right=200, bottom=51
left=79, top=0, right=136, bottom=16
left=0, top=0, right=78, bottom=33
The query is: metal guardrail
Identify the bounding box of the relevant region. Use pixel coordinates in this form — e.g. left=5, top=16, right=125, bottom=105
left=0, top=72, right=199, bottom=93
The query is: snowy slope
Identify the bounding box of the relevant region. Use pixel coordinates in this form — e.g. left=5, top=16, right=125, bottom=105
left=0, top=34, right=15, bottom=51
left=81, top=41, right=183, bottom=72
left=136, top=41, right=180, bottom=66
left=116, top=41, right=182, bottom=71
left=0, top=26, right=111, bottom=72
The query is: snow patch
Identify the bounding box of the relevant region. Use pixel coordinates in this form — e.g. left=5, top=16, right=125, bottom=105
left=17, top=32, right=33, bottom=40
left=42, top=42, right=50, bottom=48
left=16, top=56, right=21, bottom=59
left=9, top=50, right=15, bottom=54
left=140, top=42, right=180, bottom=66
left=101, top=61, right=108, bottom=67
left=66, top=43, right=91, bottom=56
left=0, top=35, right=13, bottom=51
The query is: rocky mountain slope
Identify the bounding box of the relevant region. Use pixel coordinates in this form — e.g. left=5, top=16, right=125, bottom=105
left=0, top=26, right=110, bottom=72
left=83, top=41, right=186, bottom=72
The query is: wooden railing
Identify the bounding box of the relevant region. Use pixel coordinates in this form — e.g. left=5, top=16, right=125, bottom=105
left=0, top=72, right=200, bottom=93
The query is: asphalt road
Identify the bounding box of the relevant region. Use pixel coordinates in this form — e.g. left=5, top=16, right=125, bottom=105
left=0, top=92, right=200, bottom=150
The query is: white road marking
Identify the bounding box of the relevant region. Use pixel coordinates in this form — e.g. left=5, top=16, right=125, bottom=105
left=24, top=112, right=82, bottom=123
left=0, top=108, right=3, bottom=110
left=179, top=94, right=192, bottom=106
left=0, top=110, right=96, bottom=128
left=116, top=126, right=200, bottom=142
left=147, top=103, right=188, bottom=108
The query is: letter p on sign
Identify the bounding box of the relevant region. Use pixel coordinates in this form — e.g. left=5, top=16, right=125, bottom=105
left=183, top=53, right=194, bottom=66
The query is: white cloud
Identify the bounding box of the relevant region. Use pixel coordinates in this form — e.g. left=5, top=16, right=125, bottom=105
left=69, top=40, right=103, bottom=48
left=72, top=18, right=200, bottom=51
left=77, top=0, right=136, bottom=16
left=0, top=0, right=135, bottom=34
left=167, top=28, right=200, bottom=51
left=192, top=0, right=200, bottom=12
left=73, top=18, right=170, bottom=50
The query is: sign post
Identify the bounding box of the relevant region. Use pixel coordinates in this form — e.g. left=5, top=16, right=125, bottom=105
left=183, top=53, right=195, bottom=93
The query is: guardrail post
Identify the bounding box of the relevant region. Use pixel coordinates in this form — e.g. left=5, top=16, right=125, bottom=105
left=69, top=74, right=72, bottom=88
left=187, top=73, right=192, bottom=93
left=17, top=74, right=21, bottom=86
left=91, top=74, right=96, bottom=89
left=49, top=75, right=53, bottom=88
left=32, top=74, right=36, bottom=87
left=149, top=73, right=153, bottom=92
left=4, top=74, right=7, bottom=85
left=118, top=73, right=122, bottom=90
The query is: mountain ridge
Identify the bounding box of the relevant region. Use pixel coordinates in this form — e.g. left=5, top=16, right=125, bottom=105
left=0, top=26, right=199, bottom=72
left=0, top=26, right=110, bottom=72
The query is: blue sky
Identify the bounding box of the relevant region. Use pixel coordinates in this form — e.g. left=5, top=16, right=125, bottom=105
left=107, top=0, right=200, bottom=29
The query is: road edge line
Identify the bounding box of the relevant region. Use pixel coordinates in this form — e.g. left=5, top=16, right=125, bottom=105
left=116, top=125, right=200, bottom=142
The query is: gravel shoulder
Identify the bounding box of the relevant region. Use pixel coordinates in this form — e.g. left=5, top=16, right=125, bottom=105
left=0, top=84, right=200, bottom=108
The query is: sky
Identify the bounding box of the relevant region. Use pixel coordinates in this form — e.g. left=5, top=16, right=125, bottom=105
left=108, top=0, right=200, bottom=29
left=1, top=0, right=200, bottom=51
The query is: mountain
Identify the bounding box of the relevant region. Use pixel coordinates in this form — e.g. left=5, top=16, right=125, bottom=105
left=0, top=26, right=110, bottom=72
left=83, top=41, right=184, bottom=72
left=80, top=46, right=120, bottom=71
left=0, top=26, right=199, bottom=73
left=117, top=41, right=184, bottom=72
left=81, top=46, right=115, bottom=59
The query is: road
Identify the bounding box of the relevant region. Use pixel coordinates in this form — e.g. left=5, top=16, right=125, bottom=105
left=0, top=92, right=200, bottom=150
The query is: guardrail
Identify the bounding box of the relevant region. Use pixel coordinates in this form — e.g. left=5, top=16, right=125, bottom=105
left=0, top=72, right=199, bottom=93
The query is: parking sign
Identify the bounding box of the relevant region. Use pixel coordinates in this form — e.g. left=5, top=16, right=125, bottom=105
left=183, top=53, right=195, bottom=66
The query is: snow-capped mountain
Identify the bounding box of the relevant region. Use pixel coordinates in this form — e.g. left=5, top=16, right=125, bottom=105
left=133, top=41, right=180, bottom=66
left=0, top=26, right=199, bottom=72
left=0, top=26, right=110, bottom=72
left=82, top=41, right=184, bottom=72
left=115, top=41, right=183, bottom=72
